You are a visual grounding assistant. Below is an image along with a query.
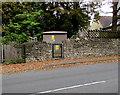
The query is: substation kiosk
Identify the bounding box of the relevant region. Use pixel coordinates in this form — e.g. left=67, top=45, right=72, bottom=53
left=43, top=31, right=67, bottom=58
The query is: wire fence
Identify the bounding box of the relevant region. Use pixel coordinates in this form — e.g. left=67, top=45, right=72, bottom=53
left=78, top=29, right=120, bottom=38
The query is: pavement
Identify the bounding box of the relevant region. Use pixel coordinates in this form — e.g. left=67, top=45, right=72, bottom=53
left=2, top=61, right=118, bottom=94
left=45, top=57, right=118, bottom=67
left=1, top=56, right=119, bottom=74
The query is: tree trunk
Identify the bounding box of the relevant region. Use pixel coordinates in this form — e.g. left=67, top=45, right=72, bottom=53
left=112, top=2, right=118, bottom=32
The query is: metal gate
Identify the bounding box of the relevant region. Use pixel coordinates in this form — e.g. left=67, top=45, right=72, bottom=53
left=52, top=43, right=62, bottom=58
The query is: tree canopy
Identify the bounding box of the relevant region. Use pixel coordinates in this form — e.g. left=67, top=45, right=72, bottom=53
left=40, top=2, right=91, bottom=37
left=2, top=2, right=100, bottom=44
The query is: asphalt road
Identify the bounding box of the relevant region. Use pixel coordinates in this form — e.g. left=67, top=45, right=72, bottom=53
left=2, top=62, right=118, bottom=94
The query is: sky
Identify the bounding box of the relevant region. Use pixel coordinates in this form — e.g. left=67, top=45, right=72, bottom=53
left=82, top=0, right=113, bottom=16
left=86, top=0, right=113, bottom=16
left=100, top=0, right=113, bottom=16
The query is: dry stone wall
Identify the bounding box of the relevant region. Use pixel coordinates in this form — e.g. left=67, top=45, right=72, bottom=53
left=25, top=42, right=52, bottom=62
left=24, top=38, right=119, bottom=63
left=63, top=38, right=119, bottom=59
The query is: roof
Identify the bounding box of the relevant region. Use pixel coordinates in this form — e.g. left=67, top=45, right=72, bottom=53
left=102, top=19, right=120, bottom=30
left=43, top=31, right=67, bottom=34
left=103, top=23, right=120, bottom=30
left=99, top=16, right=112, bottom=28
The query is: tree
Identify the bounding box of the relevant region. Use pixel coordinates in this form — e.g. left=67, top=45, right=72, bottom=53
left=40, top=2, right=100, bottom=37
left=112, top=0, right=120, bottom=31
left=2, top=2, right=101, bottom=44
left=2, top=2, right=24, bottom=26
left=2, top=2, right=43, bottom=26
left=2, top=9, right=44, bottom=44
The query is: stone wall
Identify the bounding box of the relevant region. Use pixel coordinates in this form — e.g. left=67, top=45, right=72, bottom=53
left=63, top=38, right=119, bottom=59
left=25, top=42, right=52, bottom=62
left=24, top=38, right=119, bottom=63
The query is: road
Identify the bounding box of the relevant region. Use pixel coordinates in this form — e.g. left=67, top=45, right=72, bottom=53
left=2, top=62, right=118, bottom=94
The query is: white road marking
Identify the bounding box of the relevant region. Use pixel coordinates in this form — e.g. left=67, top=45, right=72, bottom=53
left=38, top=81, right=106, bottom=93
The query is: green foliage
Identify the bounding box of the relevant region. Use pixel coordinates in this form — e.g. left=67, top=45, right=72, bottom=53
left=14, top=14, right=27, bottom=21
left=94, top=13, right=101, bottom=21
left=6, top=10, right=44, bottom=35
left=2, top=9, right=44, bottom=44
left=2, top=59, right=25, bottom=65
left=2, top=2, right=24, bottom=25
left=2, top=32, right=29, bottom=45
left=2, top=2, right=43, bottom=26
left=4, top=22, right=21, bottom=32
left=41, top=2, right=92, bottom=37
left=2, top=2, right=101, bottom=43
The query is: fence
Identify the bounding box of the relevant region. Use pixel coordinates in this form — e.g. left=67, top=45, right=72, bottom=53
left=78, top=29, right=120, bottom=38
left=88, top=30, right=120, bottom=38
left=1, top=45, right=22, bottom=63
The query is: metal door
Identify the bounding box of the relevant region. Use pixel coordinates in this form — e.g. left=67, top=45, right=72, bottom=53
left=52, top=43, right=62, bottom=58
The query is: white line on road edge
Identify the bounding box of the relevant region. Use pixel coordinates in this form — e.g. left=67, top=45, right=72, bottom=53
left=38, top=81, right=106, bottom=93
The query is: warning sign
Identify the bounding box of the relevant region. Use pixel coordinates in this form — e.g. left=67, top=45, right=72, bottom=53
left=51, top=35, right=55, bottom=41
left=55, top=45, right=59, bottom=50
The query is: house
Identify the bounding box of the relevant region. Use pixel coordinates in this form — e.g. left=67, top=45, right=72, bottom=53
left=89, top=16, right=112, bottom=30
left=102, top=20, right=120, bottom=30
left=101, top=0, right=120, bottom=31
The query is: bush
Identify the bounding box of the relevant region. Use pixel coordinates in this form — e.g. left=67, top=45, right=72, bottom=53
left=2, top=59, right=25, bottom=65
left=2, top=32, right=29, bottom=45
